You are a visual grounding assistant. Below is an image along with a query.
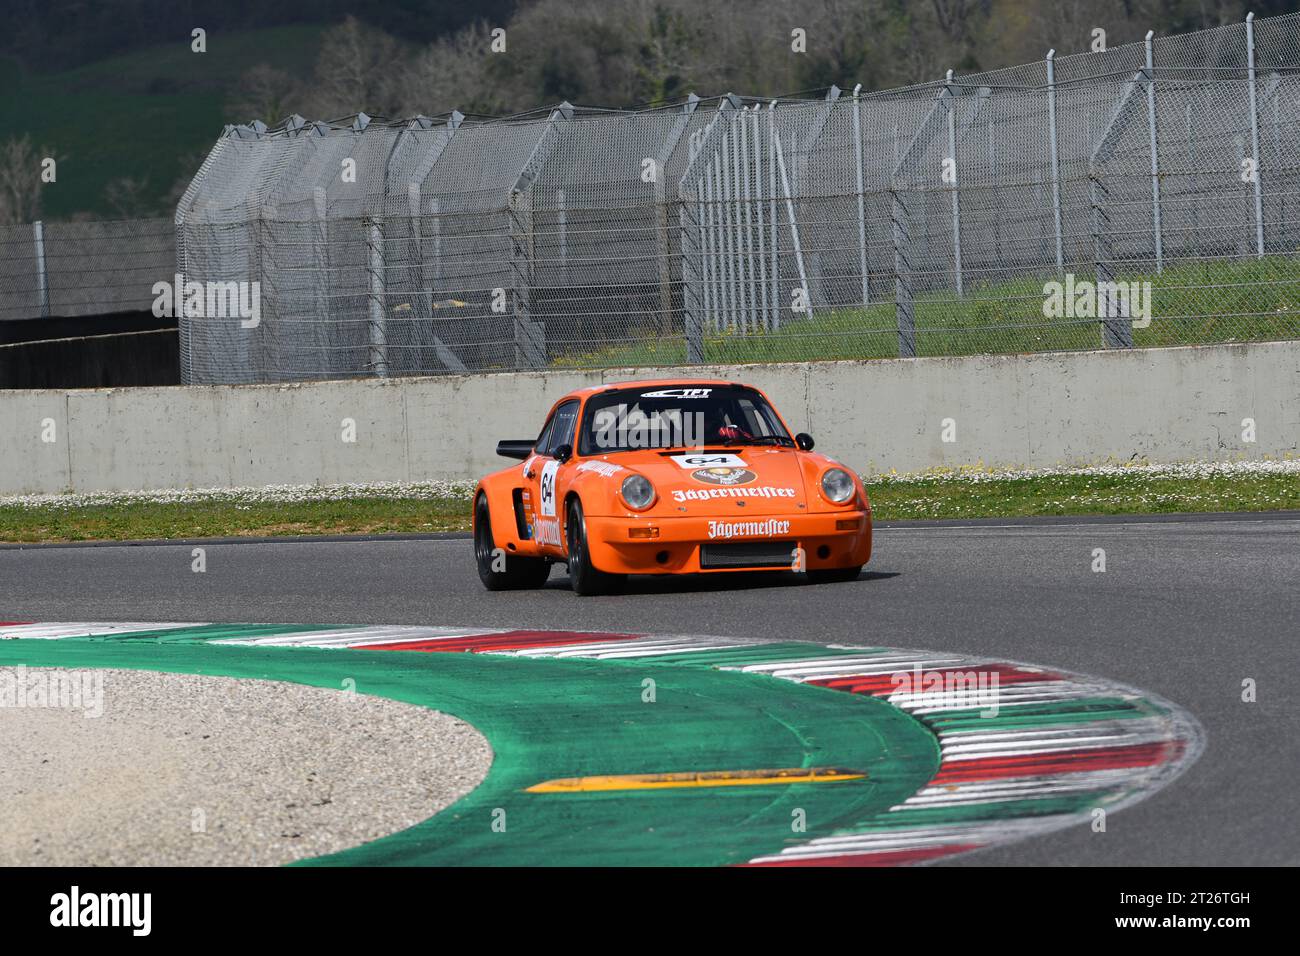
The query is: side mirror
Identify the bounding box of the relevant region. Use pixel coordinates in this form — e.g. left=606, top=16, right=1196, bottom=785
left=496, top=439, right=534, bottom=460
left=553, top=443, right=573, bottom=464
left=795, top=433, right=815, bottom=451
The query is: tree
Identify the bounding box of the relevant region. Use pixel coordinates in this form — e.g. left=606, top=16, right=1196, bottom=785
left=103, top=176, right=157, bottom=219
left=397, top=22, right=510, bottom=117
left=227, top=64, right=303, bottom=126
left=307, top=15, right=406, bottom=119
left=0, top=136, right=46, bottom=224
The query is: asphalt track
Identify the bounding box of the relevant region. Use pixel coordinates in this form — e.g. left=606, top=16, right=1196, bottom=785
left=3, top=512, right=1297, bottom=865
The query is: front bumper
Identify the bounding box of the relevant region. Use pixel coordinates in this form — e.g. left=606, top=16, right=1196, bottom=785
left=583, top=510, right=872, bottom=574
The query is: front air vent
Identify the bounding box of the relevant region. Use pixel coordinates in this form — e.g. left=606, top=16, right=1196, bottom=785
left=699, top=542, right=795, bottom=569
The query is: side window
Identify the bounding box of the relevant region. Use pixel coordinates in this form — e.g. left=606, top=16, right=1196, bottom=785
left=548, top=401, right=580, bottom=455
left=534, top=414, right=556, bottom=456
left=535, top=401, right=578, bottom=457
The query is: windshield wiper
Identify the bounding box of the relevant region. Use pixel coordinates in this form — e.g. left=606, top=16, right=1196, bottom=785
left=728, top=435, right=795, bottom=447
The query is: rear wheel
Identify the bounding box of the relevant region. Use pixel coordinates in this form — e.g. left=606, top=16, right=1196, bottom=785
left=474, top=494, right=550, bottom=590
left=565, top=498, right=625, bottom=596
left=806, top=565, right=864, bottom=584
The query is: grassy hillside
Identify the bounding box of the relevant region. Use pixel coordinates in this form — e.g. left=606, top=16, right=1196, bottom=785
left=0, top=25, right=325, bottom=220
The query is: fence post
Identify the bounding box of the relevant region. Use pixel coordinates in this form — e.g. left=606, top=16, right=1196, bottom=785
left=685, top=182, right=704, bottom=362
left=365, top=219, right=389, bottom=377
left=653, top=164, right=673, bottom=331
left=555, top=188, right=568, bottom=288
left=1145, top=31, right=1164, bottom=274
left=508, top=188, right=544, bottom=368
left=1186, top=102, right=1199, bottom=246
left=33, top=220, right=49, bottom=319
left=730, top=116, right=744, bottom=330
left=701, top=149, right=717, bottom=331
left=712, top=160, right=724, bottom=333
left=507, top=103, right=570, bottom=369
left=1090, top=71, right=1150, bottom=347
left=852, top=84, right=869, bottom=305
left=752, top=108, right=769, bottom=331
left=1271, top=73, right=1283, bottom=251
left=1246, top=12, right=1266, bottom=258
left=891, top=187, right=915, bottom=357
left=945, top=71, right=964, bottom=297
left=1088, top=167, right=1130, bottom=347
left=988, top=119, right=1001, bottom=278
left=654, top=94, right=697, bottom=340
left=718, top=134, right=735, bottom=331
left=1234, top=135, right=1249, bottom=258
left=890, top=88, right=949, bottom=357
left=772, top=118, right=813, bottom=323
left=732, top=111, right=750, bottom=332
left=739, top=106, right=755, bottom=333
left=428, top=197, right=441, bottom=290
left=243, top=191, right=262, bottom=380
left=768, top=102, right=780, bottom=330
left=311, top=187, right=330, bottom=375
left=1271, top=74, right=1283, bottom=250
left=406, top=183, right=425, bottom=346
left=681, top=130, right=701, bottom=351
left=1046, top=50, right=1065, bottom=273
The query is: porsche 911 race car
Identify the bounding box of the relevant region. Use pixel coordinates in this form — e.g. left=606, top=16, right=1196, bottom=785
left=472, top=379, right=872, bottom=595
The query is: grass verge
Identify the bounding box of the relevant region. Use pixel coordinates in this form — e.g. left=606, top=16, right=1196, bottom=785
left=1, top=462, right=1296, bottom=544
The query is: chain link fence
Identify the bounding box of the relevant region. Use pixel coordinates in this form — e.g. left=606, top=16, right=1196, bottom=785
left=175, top=11, right=1300, bottom=384
left=0, top=218, right=173, bottom=323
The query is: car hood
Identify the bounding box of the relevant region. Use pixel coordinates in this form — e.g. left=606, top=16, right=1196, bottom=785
left=610, top=447, right=812, bottom=515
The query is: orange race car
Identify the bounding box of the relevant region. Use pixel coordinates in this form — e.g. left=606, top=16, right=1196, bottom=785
left=472, top=379, right=872, bottom=595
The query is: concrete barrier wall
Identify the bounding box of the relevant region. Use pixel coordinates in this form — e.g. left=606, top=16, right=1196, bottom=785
left=2, top=341, right=1297, bottom=494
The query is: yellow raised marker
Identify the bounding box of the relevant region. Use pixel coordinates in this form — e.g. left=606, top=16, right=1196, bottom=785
left=526, top=767, right=866, bottom=793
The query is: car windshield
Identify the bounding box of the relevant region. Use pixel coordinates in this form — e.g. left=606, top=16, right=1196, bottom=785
left=579, top=385, right=792, bottom=455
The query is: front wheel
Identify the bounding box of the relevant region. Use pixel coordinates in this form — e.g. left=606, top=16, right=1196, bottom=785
left=806, top=565, right=864, bottom=584
left=565, top=498, right=625, bottom=596
left=474, top=494, right=550, bottom=590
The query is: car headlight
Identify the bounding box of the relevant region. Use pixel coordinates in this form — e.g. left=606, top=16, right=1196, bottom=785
left=620, top=474, right=656, bottom=511
left=821, top=467, right=855, bottom=504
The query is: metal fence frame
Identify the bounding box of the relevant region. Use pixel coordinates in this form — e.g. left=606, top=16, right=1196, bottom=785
left=1, top=218, right=173, bottom=325
left=167, top=10, right=1300, bottom=383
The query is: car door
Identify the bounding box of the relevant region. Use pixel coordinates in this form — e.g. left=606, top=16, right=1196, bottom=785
left=526, top=399, right=579, bottom=553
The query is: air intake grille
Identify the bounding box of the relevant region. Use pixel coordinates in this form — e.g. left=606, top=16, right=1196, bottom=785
left=699, top=542, right=794, bottom=569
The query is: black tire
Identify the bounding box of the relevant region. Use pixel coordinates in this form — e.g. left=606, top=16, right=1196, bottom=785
left=565, top=498, right=625, bottom=596
left=474, top=494, right=550, bottom=590
left=806, top=565, right=864, bottom=584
